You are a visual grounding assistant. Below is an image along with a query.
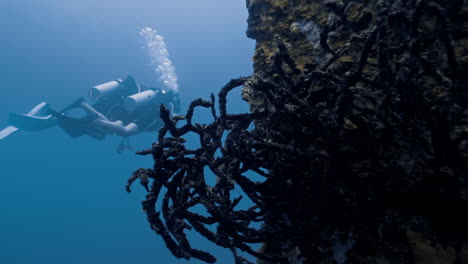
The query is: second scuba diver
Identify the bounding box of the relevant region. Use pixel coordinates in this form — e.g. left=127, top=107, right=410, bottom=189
left=2, top=76, right=180, bottom=144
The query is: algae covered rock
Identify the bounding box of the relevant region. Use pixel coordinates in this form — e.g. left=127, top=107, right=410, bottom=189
left=131, top=0, right=468, bottom=263
left=243, top=0, right=468, bottom=263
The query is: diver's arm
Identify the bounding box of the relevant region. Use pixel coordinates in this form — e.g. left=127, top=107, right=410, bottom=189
left=92, top=119, right=140, bottom=137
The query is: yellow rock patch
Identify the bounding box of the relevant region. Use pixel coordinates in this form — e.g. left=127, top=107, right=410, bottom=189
left=344, top=118, right=359, bottom=130
left=407, top=231, right=456, bottom=264
left=271, top=0, right=288, bottom=9
left=346, top=3, right=364, bottom=22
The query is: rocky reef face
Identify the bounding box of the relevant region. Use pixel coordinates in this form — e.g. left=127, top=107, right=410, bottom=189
left=129, top=0, right=468, bottom=263
left=243, top=0, right=468, bottom=263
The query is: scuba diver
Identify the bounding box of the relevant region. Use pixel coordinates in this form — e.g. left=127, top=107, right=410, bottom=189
left=1, top=76, right=180, bottom=150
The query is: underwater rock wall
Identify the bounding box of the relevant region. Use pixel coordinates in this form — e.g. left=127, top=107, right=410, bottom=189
left=130, top=0, right=468, bottom=263
left=243, top=0, right=468, bottom=263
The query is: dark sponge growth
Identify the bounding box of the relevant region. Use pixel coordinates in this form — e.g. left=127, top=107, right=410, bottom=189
left=129, top=0, right=468, bottom=263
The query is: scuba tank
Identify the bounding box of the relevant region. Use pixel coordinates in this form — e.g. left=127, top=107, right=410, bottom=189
left=123, top=89, right=180, bottom=113
left=123, top=89, right=158, bottom=112
left=89, top=80, right=121, bottom=99
left=89, top=76, right=140, bottom=100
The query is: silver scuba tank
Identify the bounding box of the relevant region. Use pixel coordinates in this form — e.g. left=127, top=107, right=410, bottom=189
left=123, top=89, right=158, bottom=112
left=88, top=76, right=139, bottom=100
left=89, top=80, right=123, bottom=100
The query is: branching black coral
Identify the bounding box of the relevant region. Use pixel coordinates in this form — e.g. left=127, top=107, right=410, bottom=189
left=127, top=77, right=292, bottom=264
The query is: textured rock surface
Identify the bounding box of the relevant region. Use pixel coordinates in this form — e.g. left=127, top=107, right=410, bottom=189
left=130, top=0, right=468, bottom=263
left=243, top=0, right=468, bottom=263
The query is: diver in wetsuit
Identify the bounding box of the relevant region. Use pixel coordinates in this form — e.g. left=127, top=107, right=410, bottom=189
left=2, top=76, right=180, bottom=142
left=49, top=75, right=180, bottom=139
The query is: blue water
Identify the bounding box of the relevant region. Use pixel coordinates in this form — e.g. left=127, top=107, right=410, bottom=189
left=0, top=1, right=254, bottom=263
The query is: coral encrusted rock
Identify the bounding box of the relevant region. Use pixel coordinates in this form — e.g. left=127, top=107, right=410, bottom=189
left=243, top=0, right=468, bottom=263
left=130, top=0, right=468, bottom=263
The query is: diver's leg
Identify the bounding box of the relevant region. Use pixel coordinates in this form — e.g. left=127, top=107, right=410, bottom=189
left=47, top=108, right=86, bottom=137
left=92, top=120, right=140, bottom=137
left=60, top=97, right=85, bottom=112
left=78, top=102, right=109, bottom=121
left=61, top=97, right=109, bottom=121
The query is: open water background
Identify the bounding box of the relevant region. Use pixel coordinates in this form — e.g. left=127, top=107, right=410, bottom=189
left=0, top=1, right=254, bottom=263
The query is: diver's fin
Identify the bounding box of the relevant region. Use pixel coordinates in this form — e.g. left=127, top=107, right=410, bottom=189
left=27, top=102, right=50, bottom=116
left=8, top=113, right=58, bottom=131
left=0, top=126, right=19, bottom=140
left=7, top=102, right=57, bottom=132
left=1, top=102, right=57, bottom=139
